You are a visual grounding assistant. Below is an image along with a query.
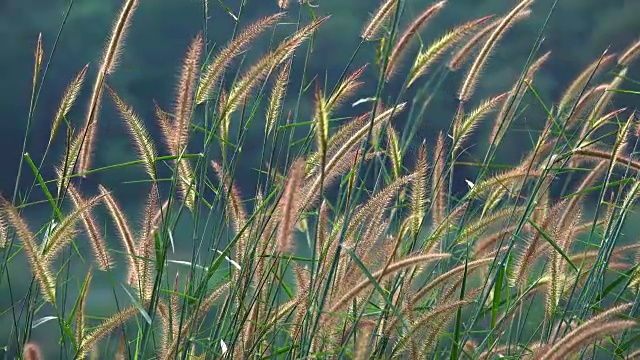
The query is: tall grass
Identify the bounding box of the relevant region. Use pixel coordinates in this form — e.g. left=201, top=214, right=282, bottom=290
left=2, top=0, right=640, bottom=358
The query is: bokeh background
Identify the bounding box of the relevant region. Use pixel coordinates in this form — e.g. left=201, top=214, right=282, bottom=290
left=1, top=0, right=640, bottom=357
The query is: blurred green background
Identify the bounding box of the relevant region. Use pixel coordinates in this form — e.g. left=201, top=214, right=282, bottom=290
left=1, top=0, right=640, bottom=357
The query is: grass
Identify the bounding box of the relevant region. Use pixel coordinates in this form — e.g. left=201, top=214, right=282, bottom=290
left=2, top=0, right=640, bottom=358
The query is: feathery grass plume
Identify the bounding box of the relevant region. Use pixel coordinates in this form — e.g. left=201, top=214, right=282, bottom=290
left=139, top=183, right=159, bottom=252
left=509, top=200, right=565, bottom=287
left=173, top=33, right=202, bottom=155
left=314, top=84, right=330, bottom=157
left=556, top=160, right=607, bottom=231
left=76, top=93, right=102, bottom=177
left=41, top=193, right=106, bottom=266
left=409, top=258, right=491, bottom=310
left=276, top=158, right=305, bottom=254
left=458, top=0, right=533, bottom=102
left=286, top=264, right=312, bottom=343
left=419, top=288, right=482, bottom=354
left=571, top=147, right=640, bottom=173
left=328, top=253, right=450, bottom=315
left=383, top=258, right=491, bottom=339
left=629, top=348, right=640, bottom=359
left=156, top=300, right=174, bottom=355
left=532, top=303, right=635, bottom=360
left=409, top=142, right=428, bottom=237
left=319, top=252, right=451, bottom=341
left=546, top=320, right=637, bottom=360
left=425, top=203, right=467, bottom=251
left=106, top=86, right=157, bottom=181
left=354, top=320, right=376, bottom=360
left=370, top=100, right=386, bottom=147
left=32, top=33, right=43, bottom=99
left=384, top=0, right=447, bottom=81
left=392, top=292, right=478, bottom=356
left=23, top=343, right=43, bottom=360
left=300, top=103, right=406, bottom=211
left=221, top=16, right=329, bottom=122
left=211, top=161, right=248, bottom=265
left=605, top=111, right=634, bottom=174
left=582, top=67, right=628, bottom=136
left=431, top=131, right=446, bottom=226
left=466, top=166, right=541, bottom=199
left=135, top=184, right=159, bottom=301
left=50, top=64, right=88, bottom=144
left=76, top=306, right=138, bottom=359
left=558, top=52, right=617, bottom=114
left=546, top=208, right=581, bottom=315
left=162, top=283, right=230, bottom=360
left=0, top=197, right=56, bottom=304
left=75, top=270, right=93, bottom=346
left=361, top=0, right=398, bottom=40
left=565, top=84, right=608, bottom=128
left=386, top=126, right=403, bottom=180
left=77, top=0, right=138, bottom=177
left=0, top=213, right=7, bottom=248
left=407, top=15, right=491, bottom=87
left=167, top=273, right=181, bottom=348
left=490, top=50, right=551, bottom=145
left=307, top=110, right=372, bottom=173
left=327, top=64, right=367, bottom=111
left=453, top=92, right=508, bottom=155
left=154, top=102, right=174, bottom=152
left=168, top=34, right=203, bottom=212
left=217, top=88, right=230, bottom=158
left=196, top=12, right=286, bottom=104
left=98, top=185, right=141, bottom=296
left=176, top=158, right=196, bottom=212
left=55, top=129, right=84, bottom=199
left=448, top=10, right=531, bottom=71
left=338, top=173, right=418, bottom=277
left=456, top=206, right=527, bottom=245
left=618, top=36, right=640, bottom=67
left=586, top=103, right=627, bottom=143
left=266, top=60, right=292, bottom=135
left=491, top=242, right=529, bottom=281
